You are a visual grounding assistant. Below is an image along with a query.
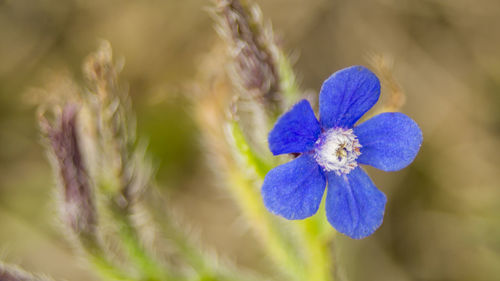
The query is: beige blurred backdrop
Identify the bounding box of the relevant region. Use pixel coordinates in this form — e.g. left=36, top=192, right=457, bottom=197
left=1, top=0, right=500, bottom=280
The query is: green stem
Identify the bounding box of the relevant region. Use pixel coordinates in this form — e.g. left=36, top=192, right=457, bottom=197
left=110, top=203, right=177, bottom=281
left=149, top=196, right=267, bottom=281
left=278, top=51, right=301, bottom=108
left=227, top=168, right=306, bottom=281
left=295, top=204, right=336, bottom=281
left=79, top=233, right=138, bottom=281
left=87, top=250, right=137, bottom=281
left=229, top=121, right=272, bottom=179
left=228, top=120, right=336, bottom=281
left=228, top=122, right=306, bottom=280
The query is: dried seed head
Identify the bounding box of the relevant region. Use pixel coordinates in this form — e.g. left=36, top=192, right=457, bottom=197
left=214, top=0, right=281, bottom=112
left=0, top=263, right=52, bottom=281
left=41, top=104, right=97, bottom=239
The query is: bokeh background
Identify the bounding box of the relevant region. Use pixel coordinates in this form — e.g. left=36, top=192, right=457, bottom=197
left=1, top=0, right=500, bottom=280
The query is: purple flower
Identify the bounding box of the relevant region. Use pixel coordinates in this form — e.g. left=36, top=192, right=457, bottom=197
left=262, top=66, right=422, bottom=239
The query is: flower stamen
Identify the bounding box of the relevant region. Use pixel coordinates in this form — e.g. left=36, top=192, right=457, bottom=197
left=313, top=128, right=362, bottom=175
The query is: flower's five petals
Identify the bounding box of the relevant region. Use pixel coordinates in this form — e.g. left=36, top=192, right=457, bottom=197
left=325, top=167, right=386, bottom=239
left=319, top=66, right=380, bottom=129
left=262, top=154, right=326, bottom=220
left=262, top=65, right=423, bottom=239
left=268, top=100, right=321, bottom=155
left=354, top=112, right=423, bottom=171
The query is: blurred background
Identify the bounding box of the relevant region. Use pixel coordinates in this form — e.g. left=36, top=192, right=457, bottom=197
left=1, top=0, right=500, bottom=280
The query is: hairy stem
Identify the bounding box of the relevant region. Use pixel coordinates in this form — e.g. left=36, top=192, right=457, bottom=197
left=295, top=206, right=336, bottom=281
left=226, top=167, right=306, bottom=281
left=228, top=121, right=336, bottom=281
left=107, top=201, right=177, bottom=281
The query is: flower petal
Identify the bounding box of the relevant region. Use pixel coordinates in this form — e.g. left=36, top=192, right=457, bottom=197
left=262, top=154, right=326, bottom=220
left=325, top=167, right=386, bottom=239
left=319, top=66, right=380, bottom=129
left=268, top=99, right=321, bottom=155
left=354, top=112, right=423, bottom=171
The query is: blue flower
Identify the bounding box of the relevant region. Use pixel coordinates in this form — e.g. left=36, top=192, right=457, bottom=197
left=262, top=65, right=422, bottom=239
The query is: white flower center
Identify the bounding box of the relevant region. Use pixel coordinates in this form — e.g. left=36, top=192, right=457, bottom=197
left=313, top=128, right=362, bottom=175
